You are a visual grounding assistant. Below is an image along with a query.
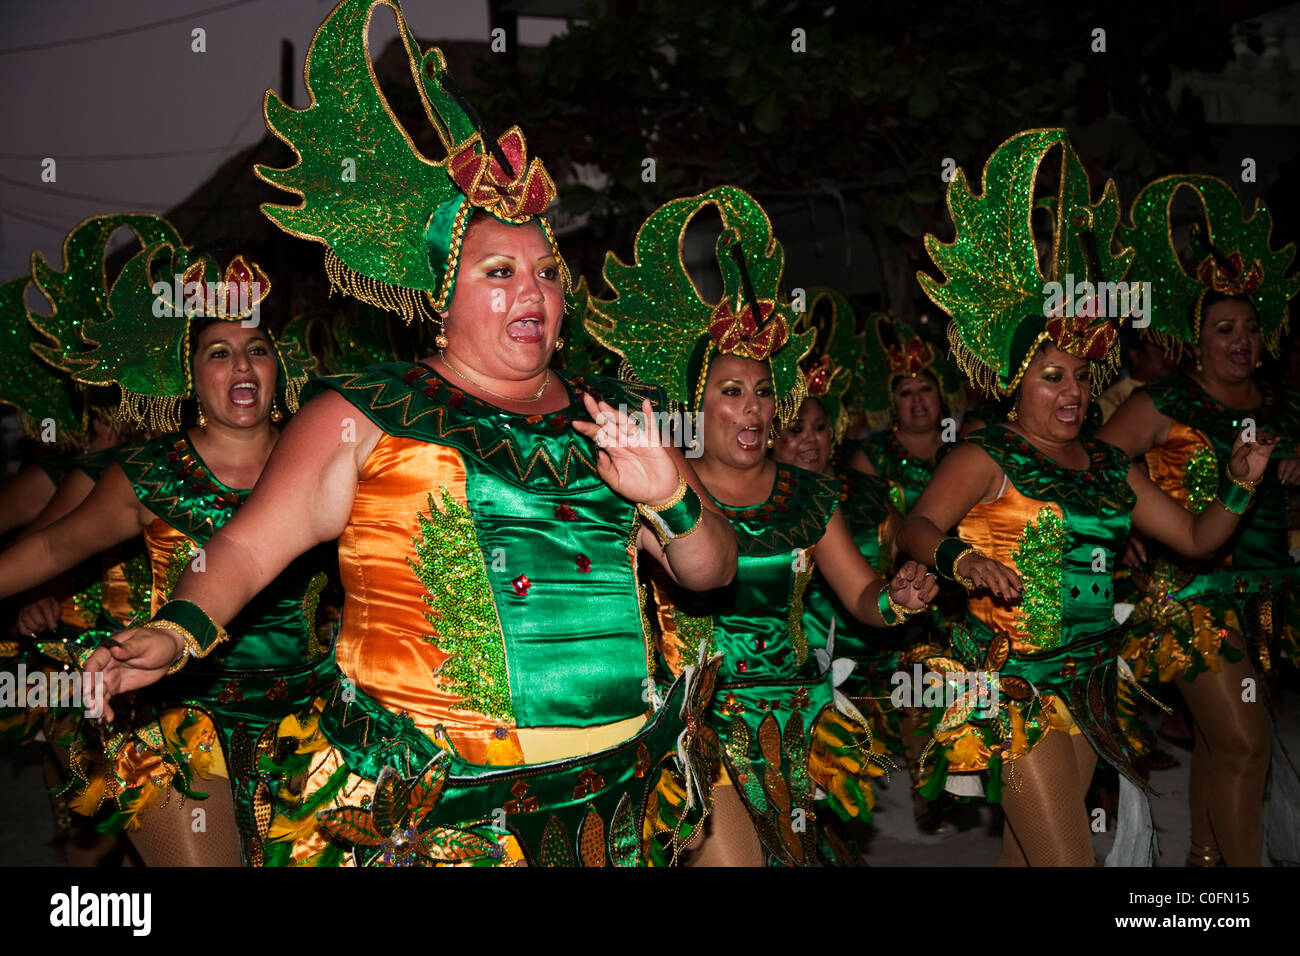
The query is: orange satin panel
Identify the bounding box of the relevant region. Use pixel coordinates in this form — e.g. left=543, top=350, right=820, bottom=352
left=143, top=521, right=195, bottom=615
left=1144, top=422, right=1213, bottom=507
left=100, top=558, right=136, bottom=624
left=333, top=436, right=523, bottom=765
left=957, top=486, right=1064, bottom=653
left=59, top=598, right=95, bottom=631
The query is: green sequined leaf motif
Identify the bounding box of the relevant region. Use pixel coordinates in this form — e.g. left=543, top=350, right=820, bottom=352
left=408, top=490, right=513, bottom=722
left=671, top=608, right=716, bottom=670
left=1181, top=445, right=1218, bottom=515
left=1010, top=507, right=1065, bottom=648
left=162, top=540, right=200, bottom=602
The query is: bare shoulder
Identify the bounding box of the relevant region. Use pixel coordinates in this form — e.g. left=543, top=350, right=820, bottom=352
left=281, top=389, right=382, bottom=467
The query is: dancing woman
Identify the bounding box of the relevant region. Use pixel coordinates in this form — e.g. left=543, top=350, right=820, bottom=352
left=897, top=129, right=1274, bottom=865
left=1096, top=174, right=1300, bottom=866
left=588, top=187, right=937, bottom=866
left=0, top=215, right=323, bottom=866
left=87, top=0, right=733, bottom=867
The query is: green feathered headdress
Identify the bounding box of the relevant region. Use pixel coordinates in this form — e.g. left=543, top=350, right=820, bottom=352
left=585, top=185, right=814, bottom=427
left=919, top=128, right=1134, bottom=396
left=0, top=274, right=82, bottom=443
left=560, top=277, right=620, bottom=379
left=795, top=288, right=863, bottom=445
left=256, top=0, right=565, bottom=325
left=1122, top=174, right=1298, bottom=358
left=857, top=312, right=966, bottom=430
left=34, top=219, right=316, bottom=431
left=281, top=305, right=409, bottom=375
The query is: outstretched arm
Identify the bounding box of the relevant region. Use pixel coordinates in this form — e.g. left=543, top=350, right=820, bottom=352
left=817, top=509, right=938, bottom=626
left=85, top=391, right=378, bottom=716
left=0, top=463, right=146, bottom=602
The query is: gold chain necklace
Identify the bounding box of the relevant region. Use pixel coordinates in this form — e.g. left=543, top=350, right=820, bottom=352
left=439, top=355, right=551, bottom=404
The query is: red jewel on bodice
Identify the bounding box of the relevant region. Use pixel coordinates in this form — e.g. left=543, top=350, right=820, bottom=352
left=575, top=554, right=591, bottom=573
left=512, top=574, right=531, bottom=596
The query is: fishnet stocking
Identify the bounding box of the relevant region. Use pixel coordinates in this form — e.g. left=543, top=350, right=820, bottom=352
left=1177, top=637, right=1269, bottom=866
left=684, top=782, right=765, bottom=867
left=126, top=777, right=242, bottom=867
left=998, top=730, right=1097, bottom=866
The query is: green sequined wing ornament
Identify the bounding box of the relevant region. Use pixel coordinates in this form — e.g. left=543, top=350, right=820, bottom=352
left=0, top=274, right=81, bottom=442
left=560, top=276, right=620, bottom=378
left=797, top=288, right=863, bottom=445
left=1123, top=174, right=1299, bottom=358
left=919, top=128, right=1133, bottom=396
left=15, top=214, right=187, bottom=440
left=585, top=184, right=814, bottom=427
left=256, top=0, right=564, bottom=326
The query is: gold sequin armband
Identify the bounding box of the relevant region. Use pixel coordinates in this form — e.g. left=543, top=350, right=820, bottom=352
left=1215, top=468, right=1258, bottom=516
left=151, top=600, right=229, bottom=675
left=636, top=475, right=704, bottom=549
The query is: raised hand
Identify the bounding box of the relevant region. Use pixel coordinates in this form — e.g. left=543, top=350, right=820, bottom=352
left=1229, top=433, right=1278, bottom=484
left=82, top=625, right=184, bottom=722
left=571, top=394, right=681, bottom=506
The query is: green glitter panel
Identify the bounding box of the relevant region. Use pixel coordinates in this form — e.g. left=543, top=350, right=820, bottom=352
left=408, top=489, right=513, bottom=722
left=1181, top=445, right=1218, bottom=515
left=1011, top=507, right=1066, bottom=648
left=672, top=607, right=716, bottom=667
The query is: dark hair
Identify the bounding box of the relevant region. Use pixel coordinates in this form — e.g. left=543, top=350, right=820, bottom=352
left=1198, top=291, right=1259, bottom=333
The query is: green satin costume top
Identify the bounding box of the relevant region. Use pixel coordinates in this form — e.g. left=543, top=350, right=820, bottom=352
left=1141, top=374, right=1300, bottom=577
left=303, top=363, right=669, bottom=757
left=856, top=429, right=947, bottom=513
left=115, top=433, right=333, bottom=735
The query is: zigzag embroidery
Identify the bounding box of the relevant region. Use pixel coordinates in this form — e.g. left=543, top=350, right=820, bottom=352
left=120, top=438, right=224, bottom=541
left=324, top=365, right=651, bottom=487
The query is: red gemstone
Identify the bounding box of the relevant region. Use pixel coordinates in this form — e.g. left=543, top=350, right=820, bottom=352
left=403, top=367, right=422, bottom=383
left=754, top=638, right=766, bottom=651
left=576, top=554, right=591, bottom=573
left=422, top=384, right=440, bottom=398
left=512, top=574, right=531, bottom=596
left=736, top=660, right=748, bottom=673
left=551, top=415, right=568, bottom=429
left=555, top=505, right=577, bottom=521
left=449, top=391, right=465, bottom=408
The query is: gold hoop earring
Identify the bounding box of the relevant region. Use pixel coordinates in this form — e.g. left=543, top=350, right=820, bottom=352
left=196, top=400, right=208, bottom=429
left=270, top=401, right=283, bottom=423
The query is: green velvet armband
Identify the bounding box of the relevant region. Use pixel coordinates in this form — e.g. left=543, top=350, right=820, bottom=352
left=637, top=477, right=704, bottom=547
left=933, top=537, right=967, bottom=578
left=151, top=600, right=229, bottom=674
left=1215, top=470, right=1256, bottom=516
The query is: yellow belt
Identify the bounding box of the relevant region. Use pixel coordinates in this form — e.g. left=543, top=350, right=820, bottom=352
left=515, top=713, right=649, bottom=764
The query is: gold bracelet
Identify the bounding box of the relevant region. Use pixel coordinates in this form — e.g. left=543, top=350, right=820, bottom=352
left=155, top=623, right=199, bottom=675
left=641, top=474, right=687, bottom=512
left=1228, top=471, right=1260, bottom=493
left=886, top=588, right=922, bottom=620
left=952, top=548, right=981, bottom=592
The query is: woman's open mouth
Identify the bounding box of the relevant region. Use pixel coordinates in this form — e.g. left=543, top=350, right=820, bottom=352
left=230, top=381, right=259, bottom=407
left=507, top=315, right=544, bottom=344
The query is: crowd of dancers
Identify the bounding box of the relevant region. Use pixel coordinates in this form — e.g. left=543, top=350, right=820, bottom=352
left=1, top=0, right=1297, bottom=867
